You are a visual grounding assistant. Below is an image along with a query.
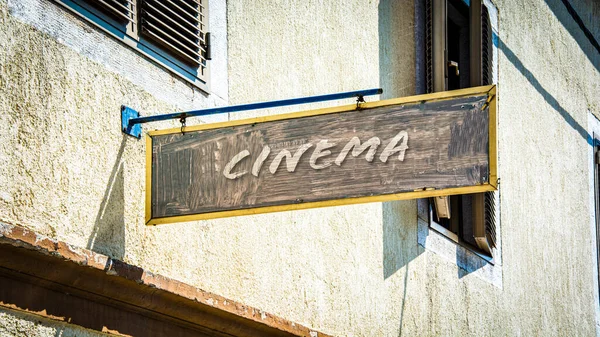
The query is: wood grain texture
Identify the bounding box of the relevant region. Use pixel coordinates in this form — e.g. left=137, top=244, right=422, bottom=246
left=151, top=94, right=490, bottom=219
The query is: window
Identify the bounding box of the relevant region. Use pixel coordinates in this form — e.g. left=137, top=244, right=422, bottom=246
left=52, top=0, right=210, bottom=91
left=425, top=0, right=497, bottom=259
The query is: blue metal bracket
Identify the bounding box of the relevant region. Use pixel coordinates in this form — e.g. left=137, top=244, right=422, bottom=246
left=121, top=88, right=383, bottom=138
left=121, top=105, right=142, bottom=139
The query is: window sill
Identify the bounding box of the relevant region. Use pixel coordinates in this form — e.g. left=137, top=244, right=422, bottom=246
left=418, top=216, right=502, bottom=287
left=428, top=222, right=495, bottom=265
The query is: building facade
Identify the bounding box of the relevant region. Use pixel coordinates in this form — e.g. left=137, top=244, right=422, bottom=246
left=0, top=0, right=599, bottom=336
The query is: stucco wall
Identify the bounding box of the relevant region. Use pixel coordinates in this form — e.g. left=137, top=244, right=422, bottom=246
left=490, top=0, right=599, bottom=335
left=225, top=0, right=600, bottom=336
left=0, top=0, right=599, bottom=336
left=0, top=308, right=104, bottom=337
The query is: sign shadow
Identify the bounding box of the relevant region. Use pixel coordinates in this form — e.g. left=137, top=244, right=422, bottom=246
left=86, top=135, right=127, bottom=260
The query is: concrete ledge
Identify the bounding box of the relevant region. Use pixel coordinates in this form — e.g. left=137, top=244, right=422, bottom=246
left=0, top=222, right=329, bottom=337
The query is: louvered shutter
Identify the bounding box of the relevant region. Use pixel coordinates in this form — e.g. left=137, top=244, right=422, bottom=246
left=473, top=5, right=497, bottom=256
left=140, top=0, right=209, bottom=78
left=77, top=0, right=137, bottom=36
left=484, top=191, right=497, bottom=250
left=425, top=0, right=434, bottom=94
left=77, top=0, right=136, bottom=23
left=482, top=5, right=493, bottom=86
left=481, top=6, right=497, bottom=253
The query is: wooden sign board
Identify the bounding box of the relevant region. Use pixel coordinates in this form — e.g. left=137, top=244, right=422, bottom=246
left=146, top=85, right=497, bottom=225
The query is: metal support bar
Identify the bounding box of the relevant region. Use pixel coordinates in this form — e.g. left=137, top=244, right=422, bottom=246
left=121, top=88, right=383, bottom=138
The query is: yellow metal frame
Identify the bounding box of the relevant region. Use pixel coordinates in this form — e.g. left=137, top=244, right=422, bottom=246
left=145, top=85, right=497, bottom=226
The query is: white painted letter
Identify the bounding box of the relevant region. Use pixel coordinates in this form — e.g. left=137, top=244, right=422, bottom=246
left=223, top=150, right=250, bottom=179
left=310, top=140, right=336, bottom=170
left=252, top=145, right=271, bottom=177
left=380, top=131, right=409, bottom=163
left=334, top=136, right=381, bottom=166
left=269, top=143, right=313, bottom=174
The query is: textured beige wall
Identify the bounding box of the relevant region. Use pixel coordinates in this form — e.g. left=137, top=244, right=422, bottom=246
left=489, top=0, right=599, bottom=335
left=1, top=0, right=600, bottom=336
left=225, top=0, right=600, bottom=336
left=0, top=308, right=104, bottom=337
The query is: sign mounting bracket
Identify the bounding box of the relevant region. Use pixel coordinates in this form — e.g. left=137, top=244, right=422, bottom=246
left=120, top=88, right=384, bottom=139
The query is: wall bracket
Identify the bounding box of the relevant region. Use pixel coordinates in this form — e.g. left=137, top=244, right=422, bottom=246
left=121, top=105, right=142, bottom=139
left=120, top=88, right=383, bottom=138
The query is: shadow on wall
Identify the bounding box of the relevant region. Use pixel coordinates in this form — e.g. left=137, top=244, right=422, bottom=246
left=87, top=135, right=127, bottom=260
left=378, top=0, right=423, bottom=279
left=497, top=37, right=592, bottom=145
left=521, top=0, right=599, bottom=145
left=381, top=202, right=422, bottom=280
left=378, top=1, right=424, bottom=336
left=381, top=201, right=421, bottom=337
left=545, top=0, right=599, bottom=74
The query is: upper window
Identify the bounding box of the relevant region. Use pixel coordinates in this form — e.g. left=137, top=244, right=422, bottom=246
left=53, top=0, right=210, bottom=91
left=425, top=0, right=498, bottom=259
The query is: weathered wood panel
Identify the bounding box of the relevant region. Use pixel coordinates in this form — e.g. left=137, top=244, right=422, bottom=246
left=150, top=93, right=492, bottom=222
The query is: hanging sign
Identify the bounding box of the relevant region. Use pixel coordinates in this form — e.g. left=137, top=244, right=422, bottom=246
left=146, top=85, right=496, bottom=225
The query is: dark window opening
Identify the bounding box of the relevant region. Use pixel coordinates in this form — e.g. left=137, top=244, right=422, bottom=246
left=447, top=0, right=470, bottom=90
left=426, top=0, right=497, bottom=258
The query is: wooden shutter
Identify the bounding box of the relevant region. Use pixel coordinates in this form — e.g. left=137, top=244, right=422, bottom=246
left=77, top=0, right=137, bottom=37
left=483, top=191, right=497, bottom=249
left=473, top=192, right=496, bottom=254
left=426, top=0, right=447, bottom=94
left=481, top=5, right=493, bottom=86
left=425, top=0, right=434, bottom=94
left=140, top=0, right=209, bottom=75
left=472, top=4, right=497, bottom=256
left=79, top=0, right=136, bottom=22
left=479, top=6, right=497, bottom=254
